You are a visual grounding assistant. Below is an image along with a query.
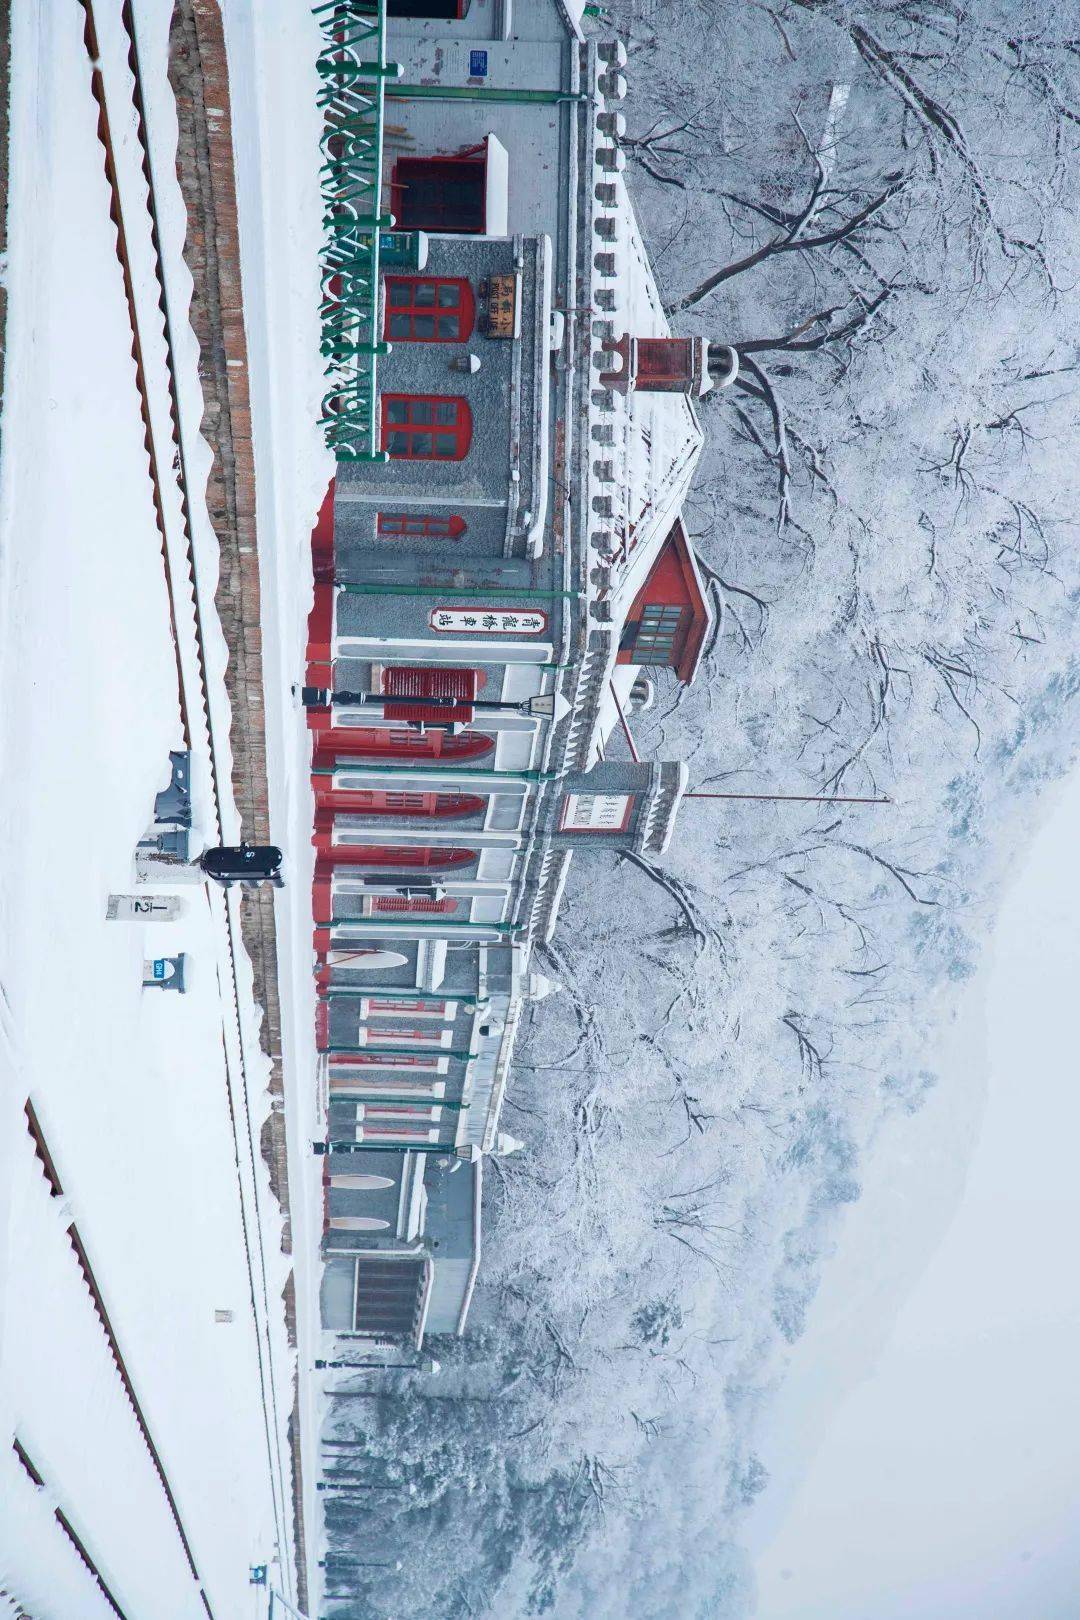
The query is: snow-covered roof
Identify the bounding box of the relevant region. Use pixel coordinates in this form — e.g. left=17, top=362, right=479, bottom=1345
left=583, top=84, right=710, bottom=672
left=590, top=204, right=705, bottom=566
left=557, top=0, right=589, bottom=32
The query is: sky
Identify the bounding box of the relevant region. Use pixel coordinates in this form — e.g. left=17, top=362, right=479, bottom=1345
left=747, top=766, right=1080, bottom=1619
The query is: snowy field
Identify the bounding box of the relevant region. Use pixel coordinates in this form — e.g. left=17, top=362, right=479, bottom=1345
left=0, top=3, right=293, bottom=1614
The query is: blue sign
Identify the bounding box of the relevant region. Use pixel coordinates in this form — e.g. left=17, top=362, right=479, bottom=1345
left=470, top=49, right=489, bottom=77
left=153, top=958, right=166, bottom=979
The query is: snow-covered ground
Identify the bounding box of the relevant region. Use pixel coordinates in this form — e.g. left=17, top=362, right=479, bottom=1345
left=218, top=0, right=337, bottom=1586
left=0, top=3, right=293, bottom=1614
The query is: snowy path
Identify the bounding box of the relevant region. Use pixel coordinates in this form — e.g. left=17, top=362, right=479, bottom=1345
left=219, top=0, right=337, bottom=1591
left=0, top=3, right=293, bottom=1614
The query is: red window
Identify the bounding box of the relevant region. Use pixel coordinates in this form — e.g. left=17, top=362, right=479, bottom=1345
left=384, top=278, right=475, bottom=344
left=372, top=896, right=458, bottom=914
left=366, top=1027, right=444, bottom=1045
left=367, top=998, right=448, bottom=1016
left=382, top=396, right=472, bottom=461
left=316, top=790, right=484, bottom=819
left=362, top=991, right=446, bottom=1017
left=362, top=1122, right=438, bottom=1140
left=392, top=155, right=485, bottom=234
left=313, top=727, right=494, bottom=763
left=389, top=2, right=471, bottom=18
left=324, top=844, right=475, bottom=869
left=363, top=1105, right=440, bottom=1120
left=376, top=513, right=467, bottom=539
left=382, top=666, right=479, bottom=725
left=331, top=1053, right=440, bottom=1070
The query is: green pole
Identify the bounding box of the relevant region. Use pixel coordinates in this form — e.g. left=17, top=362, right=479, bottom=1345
left=320, top=986, right=481, bottom=1007
left=315, top=1140, right=450, bottom=1154
left=325, top=1093, right=470, bottom=1109
left=309, top=764, right=558, bottom=783
left=389, top=83, right=589, bottom=106
left=324, top=1043, right=477, bottom=1060
left=328, top=916, right=514, bottom=933
left=336, top=582, right=577, bottom=600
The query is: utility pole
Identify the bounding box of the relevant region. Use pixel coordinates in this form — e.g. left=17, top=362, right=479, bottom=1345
left=684, top=790, right=891, bottom=804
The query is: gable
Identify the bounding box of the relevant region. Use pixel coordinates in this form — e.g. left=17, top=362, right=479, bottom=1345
left=614, top=519, right=712, bottom=683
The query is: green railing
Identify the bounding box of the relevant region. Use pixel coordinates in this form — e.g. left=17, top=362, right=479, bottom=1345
left=314, top=0, right=399, bottom=462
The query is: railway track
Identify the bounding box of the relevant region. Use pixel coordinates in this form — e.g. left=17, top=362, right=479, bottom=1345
left=72, top=0, right=298, bottom=1607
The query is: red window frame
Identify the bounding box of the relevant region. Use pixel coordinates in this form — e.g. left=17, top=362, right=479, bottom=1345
left=313, top=727, right=494, bottom=763
left=365, top=1027, right=445, bottom=1046
left=366, top=998, right=447, bottom=1016
left=362, top=1104, right=441, bottom=1121
left=361, top=1122, right=439, bottom=1140
left=331, top=1053, right=440, bottom=1071
left=388, top=2, right=471, bottom=21
left=317, top=790, right=484, bottom=820
left=372, top=896, right=458, bottom=915
left=381, top=395, right=472, bottom=461
left=384, top=277, right=475, bottom=344
left=325, top=844, right=475, bottom=870
left=391, top=153, right=486, bottom=234
left=376, top=513, right=467, bottom=539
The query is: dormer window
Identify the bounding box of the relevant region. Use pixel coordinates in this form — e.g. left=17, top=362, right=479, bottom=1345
left=614, top=521, right=714, bottom=683
left=628, top=604, right=686, bottom=666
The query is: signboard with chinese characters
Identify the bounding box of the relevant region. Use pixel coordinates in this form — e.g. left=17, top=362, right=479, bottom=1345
left=429, top=606, right=547, bottom=636
left=484, top=273, right=517, bottom=339
left=559, top=792, right=634, bottom=833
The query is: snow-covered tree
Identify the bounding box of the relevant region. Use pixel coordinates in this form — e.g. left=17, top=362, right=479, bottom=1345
left=322, top=4, right=1080, bottom=1615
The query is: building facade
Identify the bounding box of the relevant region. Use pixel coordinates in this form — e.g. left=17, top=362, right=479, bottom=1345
left=310, top=0, right=732, bottom=1359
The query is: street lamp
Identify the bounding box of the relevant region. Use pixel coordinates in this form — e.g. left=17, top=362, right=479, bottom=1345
left=301, top=686, right=570, bottom=722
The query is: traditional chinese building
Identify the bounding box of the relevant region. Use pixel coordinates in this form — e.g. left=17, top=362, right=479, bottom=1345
left=309, top=0, right=734, bottom=1358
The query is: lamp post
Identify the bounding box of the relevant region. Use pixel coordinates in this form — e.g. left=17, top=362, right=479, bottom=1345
left=301, top=687, right=570, bottom=722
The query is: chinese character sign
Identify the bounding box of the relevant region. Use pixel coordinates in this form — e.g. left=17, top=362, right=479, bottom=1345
left=484, top=273, right=517, bottom=339
left=429, top=606, right=547, bottom=635
left=559, top=793, right=634, bottom=833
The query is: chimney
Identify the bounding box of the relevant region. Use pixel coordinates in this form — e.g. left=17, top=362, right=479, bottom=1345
left=598, top=334, right=739, bottom=397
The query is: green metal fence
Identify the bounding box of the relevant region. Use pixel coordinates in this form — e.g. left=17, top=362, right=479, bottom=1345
left=314, top=0, right=398, bottom=462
